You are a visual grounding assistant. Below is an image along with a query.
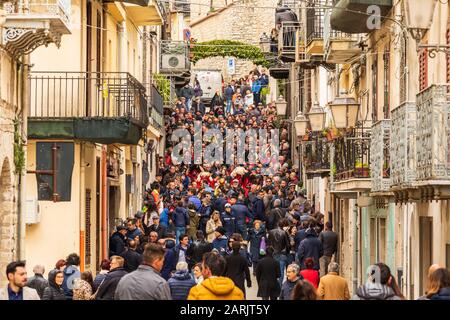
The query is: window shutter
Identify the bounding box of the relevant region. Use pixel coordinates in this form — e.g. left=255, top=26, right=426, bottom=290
left=447, top=22, right=450, bottom=92
left=85, top=189, right=91, bottom=266
left=419, top=45, right=428, bottom=91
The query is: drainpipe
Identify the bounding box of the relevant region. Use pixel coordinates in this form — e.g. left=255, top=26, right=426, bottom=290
left=18, top=54, right=30, bottom=261
left=353, top=201, right=359, bottom=293
left=101, top=145, right=107, bottom=260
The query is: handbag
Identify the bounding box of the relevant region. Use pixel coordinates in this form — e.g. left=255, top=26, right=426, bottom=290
left=259, top=236, right=267, bottom=256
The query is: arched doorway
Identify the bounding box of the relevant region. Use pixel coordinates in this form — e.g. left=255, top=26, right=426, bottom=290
left=0, top=157, right=14, bottom=286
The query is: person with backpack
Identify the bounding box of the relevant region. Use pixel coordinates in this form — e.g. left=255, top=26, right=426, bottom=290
left=266, top=199, right=285, bottom=231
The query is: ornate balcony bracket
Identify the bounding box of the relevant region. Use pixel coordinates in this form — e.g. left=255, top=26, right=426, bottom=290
left=1, top=1, right=71, bottom=59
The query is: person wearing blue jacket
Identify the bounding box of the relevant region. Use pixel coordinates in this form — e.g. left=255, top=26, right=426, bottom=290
left=173, top=201, right=190, bottom=245
left=168, top=262, right=196, bottom=300
left=297, top=228, right=323, bottom=270
left=221, top=203, right=237, bottom=237
left=161, top=237, right=177, bottom=280
left=224, top=81, right=235, bottom=115
left=231, top=195, right=253, bottom=240
left=251, top=190, right=266, bottom=222
left=187, top=188, right=202, bottom=212
left=251, top=75, right=262, bottom=106
left=212, top=226, right=228, bottom=256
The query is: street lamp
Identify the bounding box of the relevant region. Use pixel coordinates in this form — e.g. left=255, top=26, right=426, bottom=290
left=293, top=110, right=309, bottom=137
left=307, top=101, right=326, bottom=132
left=259, top=32, right=271, bottom=53
left=403, top=0, right=449, bottom=57
left=276, top=95, right=287, bottom=116
left=329, top=94, right=360, bottom=129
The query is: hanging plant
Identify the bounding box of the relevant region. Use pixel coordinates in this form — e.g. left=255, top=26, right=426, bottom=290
left=190, top=40, right=270, bottom=68
left=13, top=118, right=25, bottom=175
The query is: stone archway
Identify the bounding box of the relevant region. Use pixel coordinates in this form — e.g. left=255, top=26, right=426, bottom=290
left=0, top=157, right=15, bottom=286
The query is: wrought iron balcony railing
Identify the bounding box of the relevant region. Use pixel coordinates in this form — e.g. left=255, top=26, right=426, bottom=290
left=1, top=0, right=71, bottom=57
left=303, top=132, right=330, bottom=177
left=29, top=71, right=149, bottom=128
left=306, top=0, right=325, bottom=46
left=278, top=21, right=301, bottom=57
left=334, top=126, right=371, bottom=182
left=370, top=119, right=391, bottom=192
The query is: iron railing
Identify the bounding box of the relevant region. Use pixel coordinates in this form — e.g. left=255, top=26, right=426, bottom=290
left=303, top=132, right=330, bottom=175
left=4, top=0, right=71, bottom=24
left=279, top=21, right=300, bottom=55
left=148, top=84, right=164, bottom=128
left=171, top=0, right=190, bottom=14
left=29, top=71, right=149, bottom=127
left=334, top=126, right=371, bottom=182
left=306, top=0, right=326, bottom=46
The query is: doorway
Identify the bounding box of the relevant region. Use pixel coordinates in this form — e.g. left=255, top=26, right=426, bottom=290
left=419, top=217, right=433, bottom=295
left=108, top=185, right=120, bottom=236
left=95, top=157, right=101, bottom=272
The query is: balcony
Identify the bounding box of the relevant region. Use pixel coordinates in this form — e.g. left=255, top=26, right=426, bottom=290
left=414, top=85, right=450, bottom=200
left=278, top=21, right=301, bottom=63
left=106, top=0, right=165, bottom=26
left=323, top=7, right=363, bottom=64
left=1, top=0, right=71, bottom=58
left=306, top=0, right=325, bottom=56
left=370, top=119, right=391, bottom=193
left=332, top=126, right=371, bottom=191
left=330, top=0, right=393, bottom=34
left=303, top=132, right=330, bottom=178
left=170, top=0, right=190, bottom=15
left=390, top=101, right=416, bottom=203
left=28, top=71, right=149, bottom=145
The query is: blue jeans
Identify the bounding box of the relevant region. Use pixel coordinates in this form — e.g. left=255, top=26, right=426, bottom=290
left=176, top=227, right=186, bottom=245
left=226, top=99, right=232, bottom=114
left=185, top=98, right=191, bottom=112
left=274, top=253, right=288, bottom=288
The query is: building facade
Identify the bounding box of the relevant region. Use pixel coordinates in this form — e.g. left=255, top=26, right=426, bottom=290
left=277, top=0, right=450, bottom=299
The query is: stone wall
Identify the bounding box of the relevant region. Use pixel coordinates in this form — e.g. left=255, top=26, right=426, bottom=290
left=190, top=0, right=277, bottom=80
left=0, top=52, right=18, bottom=287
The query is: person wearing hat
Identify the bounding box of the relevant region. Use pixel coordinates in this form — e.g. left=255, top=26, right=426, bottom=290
left=148, top=215, right=167, bottom=240
left=221, top=203, right=237, bottom=237
left=109, top=225, right=127, bottom=257
left=212, top=226, right=228, bottom=256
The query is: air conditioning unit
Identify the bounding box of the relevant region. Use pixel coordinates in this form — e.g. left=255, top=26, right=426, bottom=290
left=161, top=54, right=187, bottom=71
left=25, top=199, right=40, bottom=224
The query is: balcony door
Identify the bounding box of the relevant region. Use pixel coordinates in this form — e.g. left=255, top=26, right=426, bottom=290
left=86, top=1, right=102, bottom=117
left=419, top=217, right=433, bottom=295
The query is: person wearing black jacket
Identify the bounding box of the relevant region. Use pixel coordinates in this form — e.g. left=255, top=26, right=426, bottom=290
left=42, top=269, right=66, bottom=300
left=26, top=265, right=48, bottom=298
left=148, top=216, right=167, bottom=239
left=95, top=256, right=127, bottom=300
left=255, top=246, right=281, bottom=300
left=120, top=240, right=143, bottom=273
left=186, top=230, right=212, bottom=270
left=224, top=241, right=251, bottom=297
left=268, top=219, right=291, bottom=287
left=318, top=221, right=338, bottom=277
left=109, top=226, right=127, bottom=257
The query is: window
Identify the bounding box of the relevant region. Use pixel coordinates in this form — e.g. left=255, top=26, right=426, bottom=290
left=419, top=37, right=428, bottom=91
left=36, top=142, right=74, bottom=201
left=372, top=56, right=378, bottom=121
left=399, top=38, right=407, bottom=103
left=383, top=47, right=390, bottom=119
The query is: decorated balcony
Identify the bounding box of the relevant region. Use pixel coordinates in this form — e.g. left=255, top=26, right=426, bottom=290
left=390, top=102, right=416, bottom=203
left=370, top=119, right=391, bottom=193
left=28, top=71, right=149, bottom=145
left=414, top=85, right=450, bottom=200
left=1, top=0, right=71, bottom=58
left=332, top=125, right=371, bottom=191
left=302, top=132, right=330, bottom=178
left=330, top=0, right=393, bottom=34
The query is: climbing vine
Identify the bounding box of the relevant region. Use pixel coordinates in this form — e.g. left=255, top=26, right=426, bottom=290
left=152, top=73, right=172, bottom=104
left=13, top=117, right=25, bottom=175
left=190, top=40, right=270, bottom=68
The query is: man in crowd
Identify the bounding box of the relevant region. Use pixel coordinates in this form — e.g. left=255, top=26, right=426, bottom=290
left=0, top=261, right=40, bottom=300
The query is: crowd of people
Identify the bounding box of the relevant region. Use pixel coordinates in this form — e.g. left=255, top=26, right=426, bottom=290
left=2, top=68, right=450, bottom=301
